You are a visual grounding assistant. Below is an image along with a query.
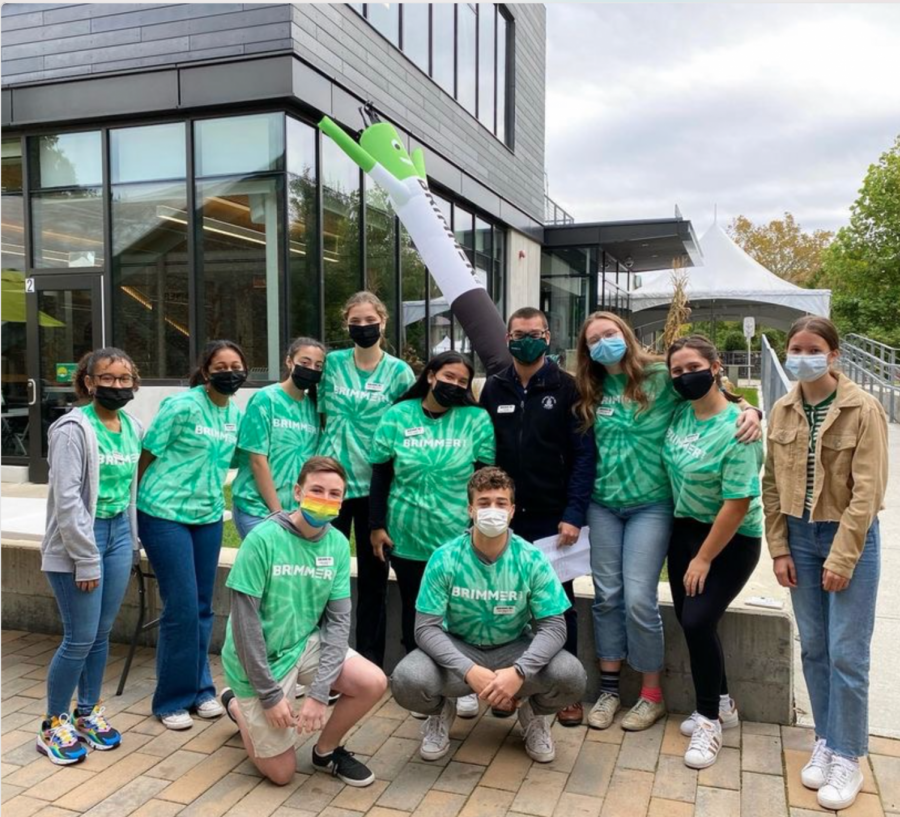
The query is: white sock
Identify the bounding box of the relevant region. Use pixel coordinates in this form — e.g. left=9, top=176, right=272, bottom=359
left=719, top=694, right=732, bottom=710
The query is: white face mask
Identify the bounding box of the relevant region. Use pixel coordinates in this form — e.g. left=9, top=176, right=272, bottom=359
left=785, top=353, right=830, bottom=382
left=474, top=507, right=511, bottom=538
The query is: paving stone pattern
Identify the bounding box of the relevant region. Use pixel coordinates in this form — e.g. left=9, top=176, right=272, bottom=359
left=2, top=630, right=898, bottom=817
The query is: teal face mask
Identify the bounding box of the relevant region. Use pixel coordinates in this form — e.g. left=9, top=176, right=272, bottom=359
left=508, top=336, right=549, bottom=364
left=589, top=336, right=627, bottom=366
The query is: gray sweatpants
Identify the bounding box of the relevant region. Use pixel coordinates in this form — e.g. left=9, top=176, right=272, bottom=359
left=391, top=636, right=587, bottom=717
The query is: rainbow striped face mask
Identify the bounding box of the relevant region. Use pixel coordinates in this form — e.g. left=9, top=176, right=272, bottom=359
left=299, top=495, right=342, bottom=528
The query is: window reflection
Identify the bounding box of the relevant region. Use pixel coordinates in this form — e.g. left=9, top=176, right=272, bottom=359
left=31, top=132, right=102, bottom=189
left=432, top=4, right=455, bottom=94
left=32, top=190, right=104, bottom=269
left=287, top=117, right=319, bottom=341
left=478, top=5, right=495, bottom=130
left=365, top=183, right=398, bottom=348
left=195, top=113, right=284, bottom=177
left=457, top=4, right=477, bottom=115
left=400, top=222, right=427, bottom=373
left=111, top=123, right=186, bottom=184
left=402, top=3, right=430, bottom=73
left=197, top=176, right=284, bottom=381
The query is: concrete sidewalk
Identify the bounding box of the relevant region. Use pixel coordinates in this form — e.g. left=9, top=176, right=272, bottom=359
left=2, top=629, right=899, bottom=817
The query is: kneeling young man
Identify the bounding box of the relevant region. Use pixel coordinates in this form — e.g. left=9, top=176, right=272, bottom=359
left=220, top=456, right=388, bottom=786
left=391, top=467, right=587, bottom=762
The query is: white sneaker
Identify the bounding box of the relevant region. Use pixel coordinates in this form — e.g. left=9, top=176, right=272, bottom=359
left=680, top=698, right=740, bottom=736
left=683, top=715, right=722, bottom=769
left=161, top=710, right=193, bottom=730
left=420, top=698, right=456, bottom=761
left=195, top=698, right=224, bottom=719
left=817, top=755, right=863, bottom=810
left=801, top=738, right=833, bottom=790
left=456, top=693, right=479, bottom=719
left=518, top=699, right=555, bottom=763
left=587, top=692, right=620, bottom=730
left=411, top=711, right=428, bottom=720
left=295, top=684, right=307, bottom=699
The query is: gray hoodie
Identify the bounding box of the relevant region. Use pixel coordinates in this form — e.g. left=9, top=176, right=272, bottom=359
left=41, top=408, right=143, bottom=581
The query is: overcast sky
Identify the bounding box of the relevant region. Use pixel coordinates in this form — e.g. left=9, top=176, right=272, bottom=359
left=544, top=3, right=900, bottom=236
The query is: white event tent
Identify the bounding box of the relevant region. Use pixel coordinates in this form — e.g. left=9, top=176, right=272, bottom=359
left=628, top=224, right=831, bottom=334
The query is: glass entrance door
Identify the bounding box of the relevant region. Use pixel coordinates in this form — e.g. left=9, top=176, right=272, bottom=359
left=25, top=274, right=103, bottom=483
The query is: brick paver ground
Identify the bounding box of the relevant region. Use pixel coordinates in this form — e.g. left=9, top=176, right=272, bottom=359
left=2, top=629, right=898, bottom=817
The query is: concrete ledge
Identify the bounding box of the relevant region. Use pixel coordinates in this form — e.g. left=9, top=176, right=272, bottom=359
left=1, top=539, right=794, bottom=723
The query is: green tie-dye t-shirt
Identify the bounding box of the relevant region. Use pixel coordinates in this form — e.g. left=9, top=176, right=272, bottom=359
left=221, top=518, right=352, bottom=697
left=232, top=384, right=320, bottom=518
left=369, top=400, right=495, bottom=562
left=663, top=401, right=764, bottom=537
left=82, top=405, right=141, bottom=518
left=317, top=349, right=415, bottom=500
left=137, top=386, right=241, bottom=525
left=416, top=532, right=571, bottom=646
left=592, top=363, right=681, bottom=508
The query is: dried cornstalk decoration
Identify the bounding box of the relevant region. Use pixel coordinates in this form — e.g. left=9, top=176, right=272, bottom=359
left=659, top=256, right=691, bottom=352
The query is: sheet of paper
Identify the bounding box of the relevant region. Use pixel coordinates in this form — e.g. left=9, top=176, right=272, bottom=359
left=531, top=527, right=591, bottom=584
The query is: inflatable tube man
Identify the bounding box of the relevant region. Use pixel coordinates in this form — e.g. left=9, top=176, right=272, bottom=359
left=319, top=113, right=512, bottom=376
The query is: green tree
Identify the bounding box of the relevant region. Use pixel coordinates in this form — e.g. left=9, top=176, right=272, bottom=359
left=816, top=136, right=900, bottom=347
left=727, top=212, right=832, bottom=285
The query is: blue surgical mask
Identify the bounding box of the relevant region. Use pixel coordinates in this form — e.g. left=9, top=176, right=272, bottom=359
left=589, top=336, right=627, bottom=366
left=785, top=354, right=830, bottom=382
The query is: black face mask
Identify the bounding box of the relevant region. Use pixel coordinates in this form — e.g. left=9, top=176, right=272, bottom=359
left=291, top=365, right=322, bottom=391
left=672, top=369, right=716, bottom=401
left=209, top=370, right=247, bottom=396
left=348, top=323, right=381, bottom=349
left=432, top=379, right=467, bottom=408
left=94, top=386, right=134, bottom=411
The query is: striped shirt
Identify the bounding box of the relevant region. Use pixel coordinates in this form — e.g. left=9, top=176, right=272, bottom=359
left=803, top=392, right=837, bottom=509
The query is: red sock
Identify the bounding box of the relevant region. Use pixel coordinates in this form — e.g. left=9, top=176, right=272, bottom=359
left=640, top=686, right=663, bottom=704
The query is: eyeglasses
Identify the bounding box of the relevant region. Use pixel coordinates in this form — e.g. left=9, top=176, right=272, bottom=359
left=93, top=374, right=135, bottom=387
left=510, top=331, right=547, bottom=341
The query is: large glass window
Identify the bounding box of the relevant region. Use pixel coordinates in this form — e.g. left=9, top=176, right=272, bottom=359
left=111, top=123, right=186, bottom=184
left=478, top=5, right=495, bottom=130
left=402, top=3, right=430, bottom=74
left=322, top=137, right=362, bottom=346
left=432, top=4, right=455, bottom=95
left=365, top=183, right=398, bottom=348
left=195, top=113, right=284, bottom=178
left=197, top=177, right=284, bottom=381
left=356, top=4, right=511, bottom=143
left=400, top=222, right=427, bottom=373
left=540, top=247, right=596, bottom=372
left=2, top=137, right=28, bottom=458
left=457, top=4, right=477, bottom=115
left=30, top=131, right=103, bottom=269
left=367, top=2, right=399, bottom=46
left=287, top=117, right=319, bottom=342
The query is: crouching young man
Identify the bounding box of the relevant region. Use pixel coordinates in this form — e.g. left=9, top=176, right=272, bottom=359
left=220, top=456, right=388, bottom=786
left=391, top=467, right=587, bottom=763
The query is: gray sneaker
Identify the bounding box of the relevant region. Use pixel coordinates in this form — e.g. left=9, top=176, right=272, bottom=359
left=420, top=698, right=456, bottom=761
left=587, top=692, right=620, bottom=730
left=621, top=698, right=667, bottom=732
left=518, top=699, right=555, bottom=763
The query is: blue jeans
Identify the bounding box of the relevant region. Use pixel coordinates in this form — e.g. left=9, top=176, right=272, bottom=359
left=45, top=513, right=133, bottom=718
left=788, top=511, right=880, bottom=758
left=138, top=511, right=223, bottom=718
left=231, top=506, right=267, bottom=540
left=588, top=500, right=673, bottom=673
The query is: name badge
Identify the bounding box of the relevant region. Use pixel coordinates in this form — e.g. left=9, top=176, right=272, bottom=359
left=596, top=407, right=614, bottom=417
left=684, top=433, right=700, bottom=444
left=494, top=605, right=516, bottom=615
left=224, top=423, right=237, bottom=432
left=316, top=556, right=334, bottom=567
left=404, top=426, right=425, bottom=437
left=365, top=382, right=385, bottom=392
left=497, top=405, right=516, bottom=414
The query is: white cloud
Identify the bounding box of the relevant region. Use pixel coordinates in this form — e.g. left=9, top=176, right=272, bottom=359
left=545, top=4, right=900, bottom=234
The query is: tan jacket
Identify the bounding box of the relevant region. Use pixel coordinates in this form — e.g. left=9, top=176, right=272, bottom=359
left=762, top=372, right=888, bottom=578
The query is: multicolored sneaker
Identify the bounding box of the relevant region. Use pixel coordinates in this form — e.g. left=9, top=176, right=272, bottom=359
left=74, top=705, right=121, bottom=751
left=36, top=714, right=88, bottom=765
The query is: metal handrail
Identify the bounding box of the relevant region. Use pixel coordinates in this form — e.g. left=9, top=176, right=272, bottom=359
left=841, top=334, right=899, bottom=422
left=761, top=334, right=792, bottom=413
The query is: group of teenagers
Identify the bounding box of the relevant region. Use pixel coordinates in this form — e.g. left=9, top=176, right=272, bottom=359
left=38, top=290, right=887, bottom=812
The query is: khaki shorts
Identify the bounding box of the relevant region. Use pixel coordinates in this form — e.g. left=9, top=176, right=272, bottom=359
left=235, top=633, right=358, bottom=759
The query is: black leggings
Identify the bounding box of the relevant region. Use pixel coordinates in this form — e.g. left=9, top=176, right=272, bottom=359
left=668, top=517, right=760, bottom=720
left=390, top=554, right=428, bottom=655
left=334, top=496, right=389, bottom=667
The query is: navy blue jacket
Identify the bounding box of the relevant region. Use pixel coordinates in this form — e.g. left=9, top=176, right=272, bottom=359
left=480, top=360, right=596, bottom=527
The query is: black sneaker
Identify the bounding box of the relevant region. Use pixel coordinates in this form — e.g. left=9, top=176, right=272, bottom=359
left=312, top=745, right=375, bottom=787
left=220, top=688, right=238, bottom=725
